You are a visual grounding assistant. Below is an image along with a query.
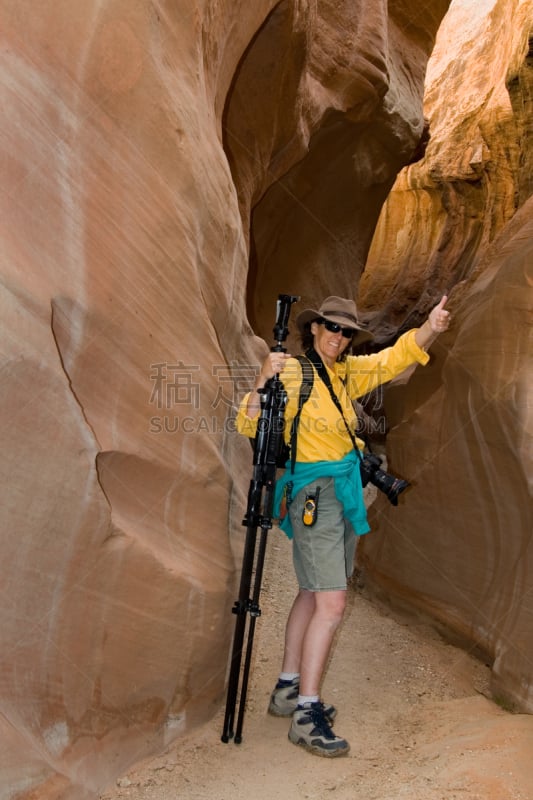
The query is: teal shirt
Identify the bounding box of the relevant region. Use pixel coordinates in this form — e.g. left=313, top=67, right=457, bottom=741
left=273, top=450, right=370, bottom=539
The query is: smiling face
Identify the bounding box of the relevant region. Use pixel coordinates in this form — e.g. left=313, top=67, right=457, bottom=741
left=310, top=319, right=352, bottom=367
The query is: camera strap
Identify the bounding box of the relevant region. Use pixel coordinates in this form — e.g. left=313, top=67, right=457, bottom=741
left=305, top=348, right=364, bottom=464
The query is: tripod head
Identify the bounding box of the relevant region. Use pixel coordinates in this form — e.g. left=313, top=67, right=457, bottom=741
left=272, top=294, right=299, bottom=352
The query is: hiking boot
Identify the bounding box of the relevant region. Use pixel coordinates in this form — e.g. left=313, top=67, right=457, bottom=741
left=288, top=702, right=349, bottom=758
left=267, top=679, right=337, bottom=720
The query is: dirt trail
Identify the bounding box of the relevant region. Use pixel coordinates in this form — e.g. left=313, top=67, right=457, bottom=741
left=100, top=532, right=533, bottom=800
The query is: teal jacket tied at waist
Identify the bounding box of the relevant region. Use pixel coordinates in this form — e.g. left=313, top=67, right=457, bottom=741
left=273, top=450, right=371, bottom=539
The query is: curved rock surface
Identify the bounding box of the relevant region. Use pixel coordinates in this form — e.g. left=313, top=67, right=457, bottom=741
left=358, top=0, right=533, bottom=713
left=1, top=0, right=531, bottom=798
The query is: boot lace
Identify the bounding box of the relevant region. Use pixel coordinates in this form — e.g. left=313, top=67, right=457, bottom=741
left=307, top=702, right=336, bottom=740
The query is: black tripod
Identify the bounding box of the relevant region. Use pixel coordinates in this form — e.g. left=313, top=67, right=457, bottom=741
left=221, top=293, right=299, bottom=744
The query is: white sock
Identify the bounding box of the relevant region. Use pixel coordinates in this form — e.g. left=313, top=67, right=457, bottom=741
left=298, top=694, right=319, bottom=707
left=279, top=672, right=299, bottom=682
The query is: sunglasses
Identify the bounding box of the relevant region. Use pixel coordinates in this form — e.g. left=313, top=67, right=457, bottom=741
left=318, top=318, right=357, bottom=338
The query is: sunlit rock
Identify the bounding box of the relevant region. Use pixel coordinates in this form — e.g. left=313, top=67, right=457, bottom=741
left=358, top=0, right=533, bottom=713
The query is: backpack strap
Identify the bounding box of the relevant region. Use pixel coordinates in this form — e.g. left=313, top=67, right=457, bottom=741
left=288, top=355, right=314, bottom=474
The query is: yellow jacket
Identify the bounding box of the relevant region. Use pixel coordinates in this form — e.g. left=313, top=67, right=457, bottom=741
left=236, top=329, right=430, bottom=463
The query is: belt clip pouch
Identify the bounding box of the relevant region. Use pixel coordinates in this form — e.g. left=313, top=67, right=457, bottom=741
left=302, top=486, right=320, bottom=527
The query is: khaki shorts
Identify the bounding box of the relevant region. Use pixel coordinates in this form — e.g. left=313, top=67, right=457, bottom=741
left=288, top=477, right=356, bottom=591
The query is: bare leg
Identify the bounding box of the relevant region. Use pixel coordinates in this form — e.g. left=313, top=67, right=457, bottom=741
left=299, top=590, right=346, bottom=696
left=280, top=588, right=347, bottom=696
left=281, top=589, right=316, bottom=674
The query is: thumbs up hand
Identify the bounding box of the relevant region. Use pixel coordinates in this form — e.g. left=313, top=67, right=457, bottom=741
left=427, top=295, right=451, bottom=334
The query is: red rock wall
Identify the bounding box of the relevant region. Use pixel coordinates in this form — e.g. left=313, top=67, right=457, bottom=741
left=224, top=0, right=450, bottom=338
left=0, top=1, right=253, bottom=796
left=358, top=0, right=533, bottom=714
left=0, top=1, right=449, bottom=796
left=0, top=1, right=250, bottom=796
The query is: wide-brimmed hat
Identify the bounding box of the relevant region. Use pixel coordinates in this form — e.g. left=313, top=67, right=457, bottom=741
left=296, top=296, right=373, bottom=344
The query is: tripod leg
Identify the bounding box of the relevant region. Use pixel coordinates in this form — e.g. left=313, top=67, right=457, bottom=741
left=221, top=524, right=258, bottom=742
left=234, top=524, right=269, bottom=743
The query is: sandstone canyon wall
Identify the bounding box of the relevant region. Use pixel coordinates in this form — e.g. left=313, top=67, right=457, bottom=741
left=358, top=0, right=533, bottom=714
left=0, top=1, right=451, bottom=797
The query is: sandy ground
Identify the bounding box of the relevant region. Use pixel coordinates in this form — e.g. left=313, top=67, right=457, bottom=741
left=99, top=531, right=533, bottom=800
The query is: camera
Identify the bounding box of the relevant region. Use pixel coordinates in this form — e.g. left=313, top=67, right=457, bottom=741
left=359, top=453, right=409, bottom=506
